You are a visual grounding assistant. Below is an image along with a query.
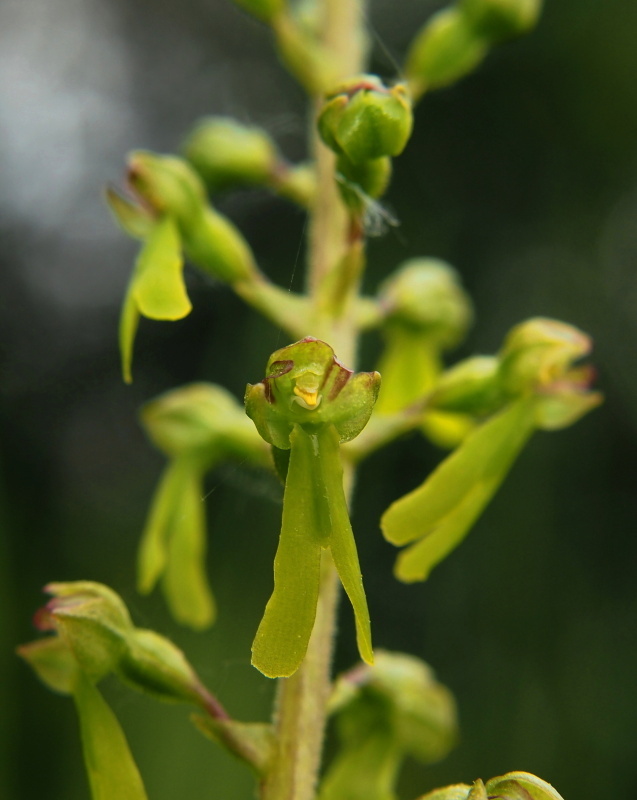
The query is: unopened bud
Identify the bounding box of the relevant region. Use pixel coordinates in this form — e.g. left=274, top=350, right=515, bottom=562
left=404, top=8, right=488, bottom=97
left=379, top=259, right=473, bottom=348
left=141, top=383, right=266, bottom=464
left=318, top=76, right=413, bottom=165
left=183, top=206, right=255, bottom=283
left=118, top=628, right=204, bottom=706
left=184, top=117, right=279, bottom=192
left=485, top=772, right=565, bottom=800
left=460, top=0, right=542, bottom=42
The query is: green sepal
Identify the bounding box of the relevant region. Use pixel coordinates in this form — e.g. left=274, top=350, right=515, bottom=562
left=138, top=456, right=216, bottom=630
left=271, top=444, right=291, bottom=483
left=318, top=76, right=413, bottom=165
left=405, top=8, right=488, bottom=98
left=336, top=156, right=392, bottom=213
left=252, top=425, right=372, bottom=677
left=73, top=672, right=149, bottom=800
left=104, top=186, right=157, bottom=240
left=485, top=772, right=565, bottom=800
left=428, top=356, right=502, bottom=416
left=119, top=215, right=191, bottom=383
left=193, top=715, right=276, bottom=776
left=184, top=117, right=278, bottom=192
left=382, top=397, right=537, bottom=582
left=17, top=635, right=80, bottom=695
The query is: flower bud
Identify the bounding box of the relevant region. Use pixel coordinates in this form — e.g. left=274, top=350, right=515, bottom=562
left=127, top=151, right=206, bottom=228
left=184, top=117, right=279, bottom=192
left=141, top=382, right=268, bottom=465
left=498, top=317, right=591, bottom=396
left=416, top=784, right=473, bottom=800
left=38, top=582, right=133, bottom=682
left=334, top=650, right=458, bottom=764
left=318, top=76, right=413, bottom=165
left=404, top=8, right=488, bottom=97
left=460, top=0, right=542, bottom=42
left=378, top=259, right=473, bottom=347
left=117, top=628, right=205, bottom=706
left=183, top=206, right=255, bottom=283
left=245, top=337, right=380, bottom=449
left=485, top=772, right=565, bottom=800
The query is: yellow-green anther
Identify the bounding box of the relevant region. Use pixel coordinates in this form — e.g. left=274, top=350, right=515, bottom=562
left=247, top=339, right=379, bottom=677
left=498, top=317, right=592, bottom=396
left=318, top=76, right=413, bottom=165
left=184, top=117, right=279, bottom=192
left=404, top=8, right=489, bottom=99
left=460, top=0, right=542, bottom=42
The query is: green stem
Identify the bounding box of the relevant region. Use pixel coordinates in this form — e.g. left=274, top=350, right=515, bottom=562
left=260, top=2, right=368, bottom=796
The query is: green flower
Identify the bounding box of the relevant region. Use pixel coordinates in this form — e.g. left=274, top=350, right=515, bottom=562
left=245, top=338, right=380, bottom=677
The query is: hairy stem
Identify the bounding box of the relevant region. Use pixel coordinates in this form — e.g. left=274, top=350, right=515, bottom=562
left=260, top=2, right=368, bottom=798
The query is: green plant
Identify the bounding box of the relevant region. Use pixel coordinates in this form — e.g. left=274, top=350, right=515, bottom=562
left=18, top=1, right=601, bottom=799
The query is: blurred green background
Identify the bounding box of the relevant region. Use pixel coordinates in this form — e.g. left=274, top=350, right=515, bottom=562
left=2, top=0, right=637, bottom=798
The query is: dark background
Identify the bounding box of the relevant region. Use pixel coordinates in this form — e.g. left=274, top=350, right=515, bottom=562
left=2, top=0, right=637, bottom=798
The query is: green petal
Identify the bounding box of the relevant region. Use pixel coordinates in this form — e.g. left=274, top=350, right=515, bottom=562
left=382, top=398, right=536, bottom=582
left=132, top=216, right=192, bottom=320
left=485, top=772, right=565, bottom=800
left=251, top=425, right=324, bottom=678
left=161, top=458, right=216, bottom=629
left=375, top=329, right=440, bottom=415
left=317, top=427, right=373, bottom=665
left=73, top=672, right=148, bottom=800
